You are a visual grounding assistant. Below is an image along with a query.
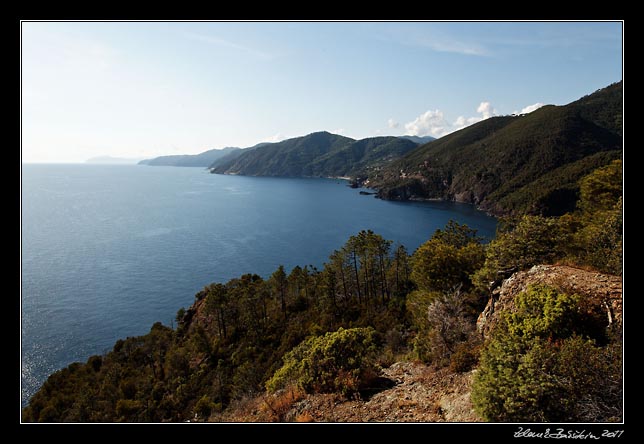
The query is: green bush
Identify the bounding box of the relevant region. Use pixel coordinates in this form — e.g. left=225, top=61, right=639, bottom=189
left=266, top=327, right=378, bottom=395
left=471, top=284, right=622, bottom=422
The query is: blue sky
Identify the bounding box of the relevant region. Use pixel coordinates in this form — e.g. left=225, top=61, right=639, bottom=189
left=21, top=21, right=622, bottom=163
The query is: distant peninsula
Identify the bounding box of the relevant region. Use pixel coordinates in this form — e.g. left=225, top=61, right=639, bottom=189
left=139, top=147, right=244, bottom=168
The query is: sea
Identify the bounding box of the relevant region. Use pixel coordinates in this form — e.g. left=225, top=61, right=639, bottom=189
left=21, top=164, right=497, bottom=407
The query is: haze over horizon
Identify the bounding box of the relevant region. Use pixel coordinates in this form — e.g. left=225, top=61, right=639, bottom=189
left=21, top=21, right=622, bottom=163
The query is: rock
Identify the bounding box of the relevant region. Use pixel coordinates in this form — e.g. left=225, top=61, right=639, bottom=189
left=477, top=265, right=622, bottom=340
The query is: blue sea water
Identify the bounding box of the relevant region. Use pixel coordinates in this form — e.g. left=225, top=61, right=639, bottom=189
left=21, top=164, right=497, bottom=407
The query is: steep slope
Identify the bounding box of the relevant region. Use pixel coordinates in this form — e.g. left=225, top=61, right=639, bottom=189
left=139, top=147, right=241, bottom=167
left=370, top=82, right=622, bottom=216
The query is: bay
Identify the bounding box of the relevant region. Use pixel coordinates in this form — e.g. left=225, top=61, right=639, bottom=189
left=21, top=164, right=497, bottom=407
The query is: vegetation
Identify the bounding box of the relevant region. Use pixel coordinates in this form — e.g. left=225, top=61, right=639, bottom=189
left=411, top=220, right=485, bottom=293
left=23, top=83, right=622, bottom=423
left=471, top=285, right=622, bottom=422
left=406, top=221, right=485, bottom=365
left=473, top=215, right=569, bottom=290
left=370, top=82, right=622, bottom=217
left=474, top=158, right=622, bottom=286
left=266, top=327, right=379, bottom=395
left=408, top=288, right=481, bottom=369
left=467, top=157, right=623, bottom=422
left=211, top=132, right=419, bottom=178
left=571, top=160, right=623, bottom=274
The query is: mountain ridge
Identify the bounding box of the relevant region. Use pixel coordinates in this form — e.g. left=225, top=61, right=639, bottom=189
left=368, top=81, right=623, bottom=216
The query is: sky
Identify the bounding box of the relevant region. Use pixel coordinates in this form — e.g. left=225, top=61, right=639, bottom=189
left=21, top=21, right=623, bottom=163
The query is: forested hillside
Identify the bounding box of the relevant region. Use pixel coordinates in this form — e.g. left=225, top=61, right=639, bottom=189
left=370, top=82, right=623, bottom=216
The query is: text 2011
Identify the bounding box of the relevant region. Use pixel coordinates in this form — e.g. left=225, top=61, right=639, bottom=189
left=602, top=430, right=624, bottom=439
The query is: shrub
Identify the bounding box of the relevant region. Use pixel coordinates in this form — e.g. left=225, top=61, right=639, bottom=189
left=449, top=340, right=480, bottom=373
left=472, top=284, right=622, bottom=422
left=407, top=288, right=478, bottom=366
left=266, top=327, right=378, bottom=395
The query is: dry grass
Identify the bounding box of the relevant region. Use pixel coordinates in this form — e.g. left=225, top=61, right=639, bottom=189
left=261, top=385, right=306, bottom=422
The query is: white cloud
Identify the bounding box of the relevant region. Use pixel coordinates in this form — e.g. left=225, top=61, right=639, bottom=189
left=387, top=118, right=400, bottom=129
left=405, top=102, right=498, bottom=138
left=404, top=110, right=449, bottom=137
left=476, top=101, right=497, bottom=119
left=332, top=128, right=345, bottom=135
left=453, top=115, right=481, bottom=127
left=518, top=102, right=545, bottom=114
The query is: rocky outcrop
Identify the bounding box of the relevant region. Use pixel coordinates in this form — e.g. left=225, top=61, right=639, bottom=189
left=477, top=264, right=622, bottom=339
left=211, top=361, right=481, bottom=422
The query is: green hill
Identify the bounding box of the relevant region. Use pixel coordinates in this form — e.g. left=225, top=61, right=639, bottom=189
left=370, top=82, right=622, bottom=216
left=211, top=132, right=418, bottom=178
left=307, top=136, right=420, bottom=177
left=211, top=131, right=354, bottom=176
